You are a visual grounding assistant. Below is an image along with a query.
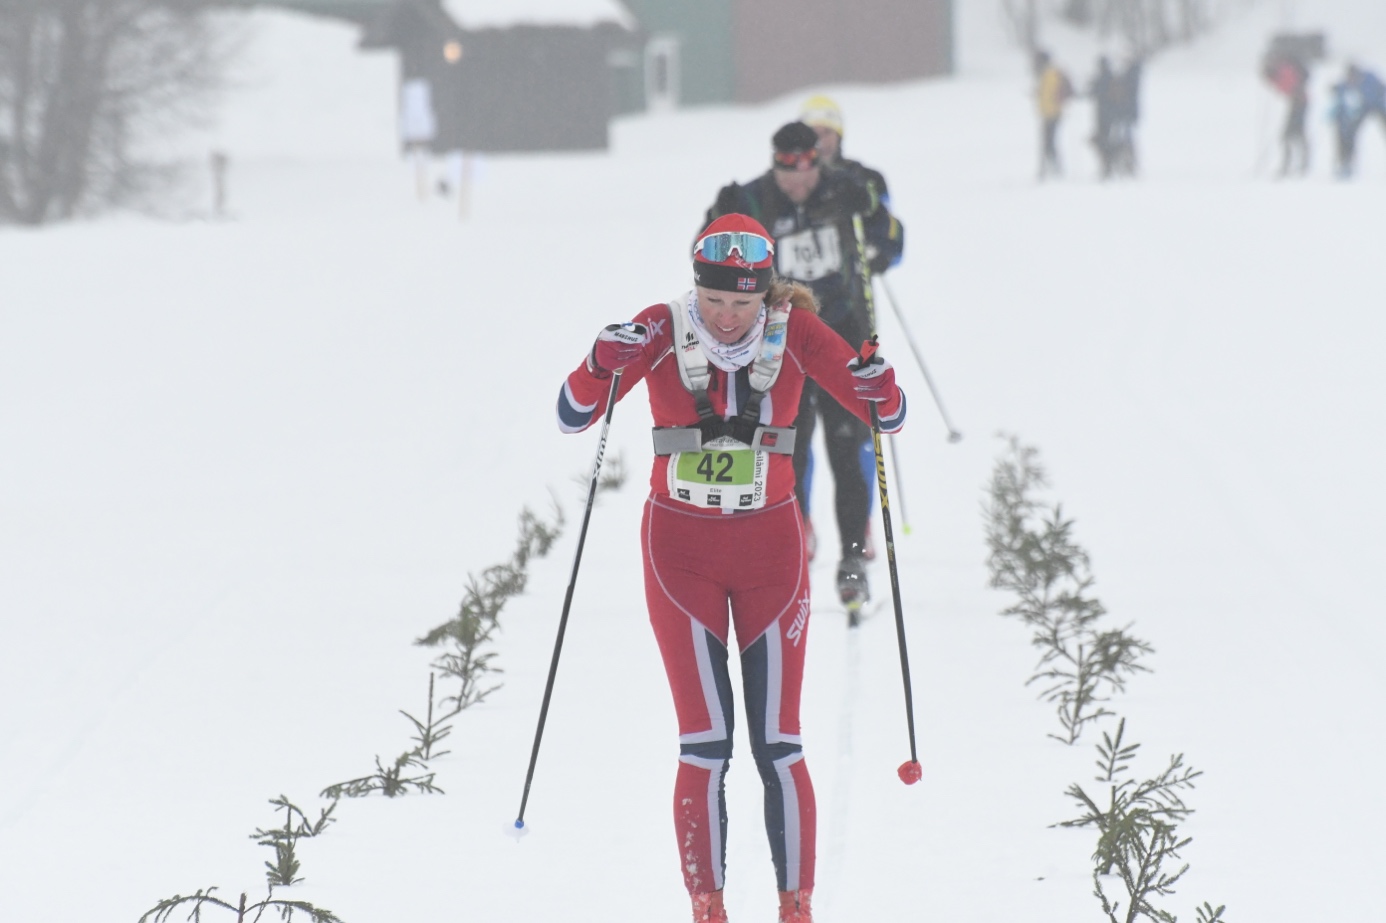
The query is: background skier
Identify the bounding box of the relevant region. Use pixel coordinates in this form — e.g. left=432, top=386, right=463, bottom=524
left=1346, top=62, right=1386, bottom=143
left=1034, top=49, right=1074, bottom=180
left=795, top=95, right=906, bottom=567
left=1088, top=56, right=1119, bottom=178
left=703, top=123, right=903, bottom=614
left=1329, top=71, right=1364, bottom=178
left=556, top=213, right=906, bottom=923
left=1263, top=51, right=1311, bottom=177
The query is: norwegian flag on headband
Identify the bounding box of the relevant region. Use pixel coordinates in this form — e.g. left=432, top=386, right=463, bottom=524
left=737, top=277, right=757, bottom=291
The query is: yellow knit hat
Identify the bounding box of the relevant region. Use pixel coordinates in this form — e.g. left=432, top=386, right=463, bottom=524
left=799, top=94, right=844, bottom=137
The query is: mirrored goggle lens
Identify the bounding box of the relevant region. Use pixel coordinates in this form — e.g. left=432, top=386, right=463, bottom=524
left=773, top=149, right=819, bottom=171
left=696, top=231, right=773, bottom=264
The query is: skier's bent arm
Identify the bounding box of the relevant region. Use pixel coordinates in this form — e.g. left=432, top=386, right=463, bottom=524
left=555, top=312, right=659, bottom=432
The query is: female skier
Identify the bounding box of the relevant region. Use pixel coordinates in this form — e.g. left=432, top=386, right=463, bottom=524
left=555, top=214, right=906, bottom=923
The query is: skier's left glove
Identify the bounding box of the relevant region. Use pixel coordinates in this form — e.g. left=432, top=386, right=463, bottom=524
left=847, top=350, right=896, bottom=403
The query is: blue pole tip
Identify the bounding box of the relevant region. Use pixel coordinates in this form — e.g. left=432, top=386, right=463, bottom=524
left=514, top=819, right=525, bottom=829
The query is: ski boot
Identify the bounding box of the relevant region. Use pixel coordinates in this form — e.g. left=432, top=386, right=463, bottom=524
left=836, top=553, right=870, bottom=627
left=691, top=890, right=728, bottom=923
left=778, top=889, right=813, bottom=923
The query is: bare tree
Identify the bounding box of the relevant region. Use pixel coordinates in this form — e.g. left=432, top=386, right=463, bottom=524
left=0, top=0, right=235, bottom=225
left=1000, top=0, right=1040, bottom=53
left=1008, top=0, right=1233, bottom=57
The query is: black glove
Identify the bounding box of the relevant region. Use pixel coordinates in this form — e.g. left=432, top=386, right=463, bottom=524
left=837, top=179, right=876, bottom=217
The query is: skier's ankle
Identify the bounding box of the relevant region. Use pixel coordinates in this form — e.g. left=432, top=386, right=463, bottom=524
left=777, top=888, right=813, bottom=923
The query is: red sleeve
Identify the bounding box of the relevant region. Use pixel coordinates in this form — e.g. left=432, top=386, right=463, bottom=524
left=788, top=310, right=905, bottom=431
left=557, top=304, right=670, bottom=433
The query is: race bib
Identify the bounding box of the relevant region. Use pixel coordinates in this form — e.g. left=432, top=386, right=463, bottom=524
left=775, top=225, right=843, bottom=282
left=668, top=436, right=768, bottom=511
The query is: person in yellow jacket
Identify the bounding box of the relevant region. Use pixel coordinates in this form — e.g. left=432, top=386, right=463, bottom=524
left=1034, top=49, right=1073, bottom=180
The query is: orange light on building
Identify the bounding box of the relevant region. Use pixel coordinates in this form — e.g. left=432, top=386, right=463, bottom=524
left=444, top=41, right=463, bottom=63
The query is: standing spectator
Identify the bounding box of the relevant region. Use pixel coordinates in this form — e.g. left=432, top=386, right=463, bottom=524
left=1034, top=49, right=1074, bottom=180
left=796, top=95, right=906, bottom=565
left=1328, top=73, right=1364, bottom=179
left=1088, top=56, right=1119, bottom=178
left=1346, top=63, right=1386, bottom=141
left=1111, top=56, right=1143, bottom=176
left=705, top=122, right=904, bottom=614
left=399, top=76, right=437, bottom=199
left=1263, top=53, right=1310, bottom=177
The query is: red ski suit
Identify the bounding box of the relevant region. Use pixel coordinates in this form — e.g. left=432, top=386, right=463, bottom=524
left=557, top=296, right=904, bottom=896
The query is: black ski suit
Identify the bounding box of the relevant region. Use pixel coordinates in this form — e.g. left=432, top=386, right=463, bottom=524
left=704, top=167, right=903, bottom=562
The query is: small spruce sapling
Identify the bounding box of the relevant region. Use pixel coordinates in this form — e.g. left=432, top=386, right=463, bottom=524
left=139, top=886, right=342, bottom=923
left=399, top=672, right=459, bottom=761
left=249, top=795, right=338, bottom=887
left=1195, top=902, right=1228, bottom=922
left=320, top=674, right=463, bottom=798
left=985, top=435, right=1153, bottom=743
left=1056, top=719, right=1207, bottom=923
left=321, top=750, right=441, bottom=799
left=573, top=448, right=627, bottom=499
left=416, top=503, right=565, bottom=711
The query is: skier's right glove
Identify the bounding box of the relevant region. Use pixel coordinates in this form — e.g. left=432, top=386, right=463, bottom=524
left=836, top=178, right=877, bottom=217
left=588, top=322, right=648, bottom=378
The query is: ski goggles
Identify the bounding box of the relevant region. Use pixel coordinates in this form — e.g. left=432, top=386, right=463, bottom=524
left=694, top=230, right=774, bottom=264
left=772, top=148, right=819, bottom=171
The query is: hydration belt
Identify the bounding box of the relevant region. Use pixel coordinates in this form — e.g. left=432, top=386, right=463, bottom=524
left=651, top=294, right=796, bottom=457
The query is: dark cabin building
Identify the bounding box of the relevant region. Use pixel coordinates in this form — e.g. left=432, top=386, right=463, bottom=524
left=358, top=1, right=639, bottom=153
left=229, top=0, right=639, bottom=153
left=227, top=0, right=953, bottom=152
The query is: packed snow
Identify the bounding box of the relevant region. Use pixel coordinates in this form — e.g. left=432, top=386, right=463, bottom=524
left=1, top=2, right=1382, bottom=922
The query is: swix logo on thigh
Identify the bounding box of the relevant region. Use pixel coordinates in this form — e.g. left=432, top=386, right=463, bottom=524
left=785, top=592, right=811, bottom=647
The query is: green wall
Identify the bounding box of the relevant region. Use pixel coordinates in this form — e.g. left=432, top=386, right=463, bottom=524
left=620, top=0, right=735, bottom=106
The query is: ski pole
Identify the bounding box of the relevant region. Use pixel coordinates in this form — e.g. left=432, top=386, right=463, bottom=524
left=876, top=276, right=963, bottom=444
left=858, top=336, right=923, bottom=786
left=850, top=214, right=912, bottom=536
left=846, top=210, right=923, bottom=778
left=513, top=366, right=625, bottom=831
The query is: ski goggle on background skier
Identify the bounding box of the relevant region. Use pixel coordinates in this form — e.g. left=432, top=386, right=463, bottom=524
left=772, top=148, right=820, bottom=171
left=694, top=231, right=774, bottom=264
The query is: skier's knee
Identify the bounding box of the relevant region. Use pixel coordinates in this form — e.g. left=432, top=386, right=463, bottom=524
left=681, top=735, right=733, bottom=763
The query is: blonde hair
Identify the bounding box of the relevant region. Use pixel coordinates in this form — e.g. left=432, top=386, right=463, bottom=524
left=766, top=277, right=819, bottom=314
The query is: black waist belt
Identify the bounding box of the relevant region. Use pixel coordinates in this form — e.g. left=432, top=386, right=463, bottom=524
left=652, top=424, right=796, bottom=456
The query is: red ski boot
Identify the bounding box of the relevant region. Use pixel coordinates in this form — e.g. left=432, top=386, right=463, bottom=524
left=691, top=890, right=728, bottom=923
left=777, top=889, right=813, bottom=923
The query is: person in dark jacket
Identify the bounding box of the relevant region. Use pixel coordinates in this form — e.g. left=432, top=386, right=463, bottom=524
left=796, top=96, right=905, bottom=570
left=704, top=121, right=904, bottom=614
left=1263, top=53, right=1311, bottom=177
left=1113, top=56, right=1143, bottom=176
left=1088, top=56, right=1119, bottom=178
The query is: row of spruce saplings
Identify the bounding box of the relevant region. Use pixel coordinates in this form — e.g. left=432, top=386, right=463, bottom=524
left=137, top=496, right=577, bottom=923
left=986, top=436, right=1226, bottom=923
